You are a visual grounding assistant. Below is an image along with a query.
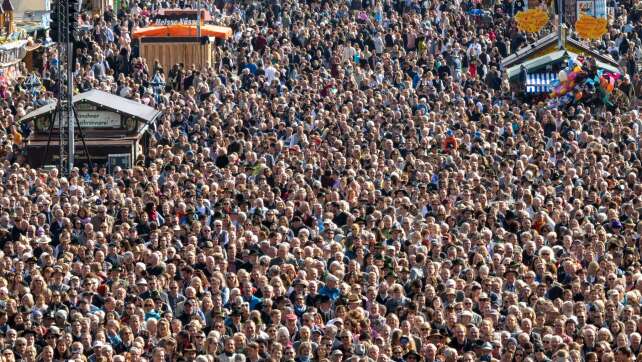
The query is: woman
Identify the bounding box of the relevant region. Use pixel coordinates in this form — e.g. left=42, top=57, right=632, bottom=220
left=205, top=333, right=220, bottom=356
left=157, top=319, right=172, bottom=340
left=53, top=337, right=70, bottom=361
left=314, top=343, right=332, bottom=361
left=37, top=345, right=54, bottom=362
left=296, top=342, right=313, bottom=362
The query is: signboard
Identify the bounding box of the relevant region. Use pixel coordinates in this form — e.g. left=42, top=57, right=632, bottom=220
left=577, top=0, right=595, bottom=16
left=108, top=154, right=131, bottom=173
left=152, top=13, right=201, bottom=26
left=55, top=110, right=121, bottom=129
left=515, top=9, right=549, bottom=32
left=575, top=14, right=608, bottom=40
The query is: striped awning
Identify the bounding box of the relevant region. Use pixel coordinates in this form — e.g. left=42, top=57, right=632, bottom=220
left=525, top=72, right=558, bottom=94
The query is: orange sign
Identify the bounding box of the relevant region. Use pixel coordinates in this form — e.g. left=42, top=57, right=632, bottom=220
left=515, top=9, right=550, bottom=33
left=575, top=14, right=607, bottom=40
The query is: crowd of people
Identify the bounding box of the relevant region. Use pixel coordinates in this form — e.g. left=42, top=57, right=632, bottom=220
left=0, top=0, right=642, bottom=361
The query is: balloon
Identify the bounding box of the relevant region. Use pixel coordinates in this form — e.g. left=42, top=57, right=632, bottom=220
left=567, top=58, right=575, bottom=69
left=573, top=65, right=582, bottom=73
left=558, top=70, right=568, bottom=82
left=575, top=91, right=583, bottom=100
left=568, top=71, right=578, bottom=81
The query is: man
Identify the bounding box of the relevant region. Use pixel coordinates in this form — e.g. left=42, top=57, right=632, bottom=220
left=581, top=327, right=597, bottom=359
left=241, top=282, right=262, bottom=310
left=217, top=337, right=246, bottom=362
left=91, top=205, right=114, bottom=234
left=449, top=324, right=472, bottom=354
left=620, top=74, right=635, bottom=101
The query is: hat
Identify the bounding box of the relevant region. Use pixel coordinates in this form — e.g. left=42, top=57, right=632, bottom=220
left=429, top=331, right=445, bottom=339
left=311, top=327, right=324, bottom=335
left=31, top=310, right=43, bottom=320
left=286, top=313, right=298, bottom=321
left=151, top=290, right=162, bottom=300
left=404, top=350, right=422, bottom=360
left=35, top=235, right=51, bottom=244
left=292, top=279, right=308, bottom=287
left=482, top=342, right=494, bottom=351
left=385, top=271, right=398, bottom=279
left=47, top=326, right=61, bottom=337
left=136, top=278, right=148, bottom=285
left=504, top=268, right=519, bottom=277
left=347, top=293, right=362, bottom=304
left=20, top=329, right=37, bottom=337
left=55, top=310, right=68, bottom=320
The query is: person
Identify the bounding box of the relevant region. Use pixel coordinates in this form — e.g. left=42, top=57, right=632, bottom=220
left=0, top=0, right=639, bottom=361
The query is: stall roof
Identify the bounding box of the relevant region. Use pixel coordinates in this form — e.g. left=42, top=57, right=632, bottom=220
left=132, top=24, right=232, bottom=40
left=20, top=90, right=161, bottom=123
left=506, top=50, right=621, bottom=78
left=501, top=27, right=619, bottom=71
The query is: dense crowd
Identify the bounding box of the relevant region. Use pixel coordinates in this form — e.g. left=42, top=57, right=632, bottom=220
left=0, top=0, right=642, bottom=361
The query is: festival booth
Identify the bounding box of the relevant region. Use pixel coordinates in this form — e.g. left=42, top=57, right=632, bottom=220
left=502, top=26, right=622, bottom=108
left=0, top=39, right=27, bottom=79
left=504, top=4, right=626, bottom=109
left=133, top=10, right=232, bottom=73
left=20, top=90, right=160, bottom=170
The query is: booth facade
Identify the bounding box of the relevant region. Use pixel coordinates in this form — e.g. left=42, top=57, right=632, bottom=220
left=20, top=90, right=160, bottom=170
left=133, top=23, right=232, bottom=72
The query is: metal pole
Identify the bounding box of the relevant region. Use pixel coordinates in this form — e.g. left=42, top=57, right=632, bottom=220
left=57, top=0, right=65, bottom=173
left=196, top=0, right=201, bottom=38
left=66, top=1, right=74, bottom=174
left=557, top=0, right=563, bottom=48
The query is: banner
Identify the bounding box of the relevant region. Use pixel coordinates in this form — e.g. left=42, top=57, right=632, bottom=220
left=577, top=0, right=595, bottom=16
left=515, top=9, right=550, bottom=32
left=594, top=0, right=607, bottom=18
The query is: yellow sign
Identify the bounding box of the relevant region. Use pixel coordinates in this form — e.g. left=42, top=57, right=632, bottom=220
left=575, top=14, right=608, bottom=40
left=515, top=9, right=549, bottom=33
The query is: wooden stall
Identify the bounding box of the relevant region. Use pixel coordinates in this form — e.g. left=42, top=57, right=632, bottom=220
left=20, top=90, right=160, bottom=170
left=139, top=36, right=213, bottom=73
left=133, top=24, right=232, bottom=72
